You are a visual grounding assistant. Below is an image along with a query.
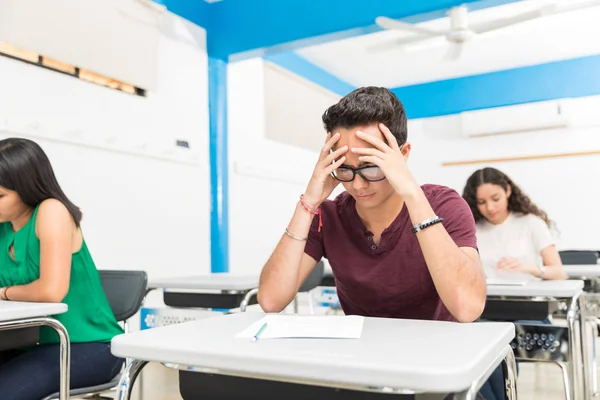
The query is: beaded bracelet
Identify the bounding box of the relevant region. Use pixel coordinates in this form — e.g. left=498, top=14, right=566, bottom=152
left=300, top=194, right=322, bottom=232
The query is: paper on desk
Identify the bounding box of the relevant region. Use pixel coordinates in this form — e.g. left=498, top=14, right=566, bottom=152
left=486, top=278, right=529, bottom=286
left=235, top=315, right=364, bottom=339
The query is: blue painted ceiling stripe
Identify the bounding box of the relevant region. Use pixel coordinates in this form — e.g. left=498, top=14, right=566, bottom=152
left=392, top=54, right=600, bottom=119
left=264, top=53, right=355, bottom=97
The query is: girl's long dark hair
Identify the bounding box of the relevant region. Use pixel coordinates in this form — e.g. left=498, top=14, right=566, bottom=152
left=0, top=138, right=82, bottom=226
left=462, top=167, right=550, bottom=227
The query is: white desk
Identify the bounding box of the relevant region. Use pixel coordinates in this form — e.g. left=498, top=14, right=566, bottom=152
left=112, top=313, right=517, bottom=400
left=486, top=280, right=584, bottom=297
left=149, top=274, right=259, bottom=291
left=564, top=265, right=600, bottom=279
left=0, top=301, right=70, bottom=400
left=485, top=280, right=585, bottom=400
left=148, top=274, right=259, bottom=311
left=0, top=301, right=67, bottom=321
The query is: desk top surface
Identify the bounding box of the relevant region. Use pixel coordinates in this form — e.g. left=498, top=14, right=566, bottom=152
left=486, top=279, right=584, bottom=297
left=564, top=265, right=600, bottom=278
left=112, top=312, right=514, bottom=393
left=0, top=301, right=67, bottom=322
left=148, top=273, right=259, bottom=291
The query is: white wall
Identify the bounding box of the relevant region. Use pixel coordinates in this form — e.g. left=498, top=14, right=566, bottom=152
left=264, top=63, right=341, bottom=152
left=0, top=0, right=162, bottom=90
left=227, top=59, right=341, bottom=275
left=0, top=12, right=211, bottom=279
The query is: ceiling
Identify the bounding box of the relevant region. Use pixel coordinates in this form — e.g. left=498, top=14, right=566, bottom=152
left=156, top=0, right=512, bottom=59
left=295, top=0, right=600, bottom=88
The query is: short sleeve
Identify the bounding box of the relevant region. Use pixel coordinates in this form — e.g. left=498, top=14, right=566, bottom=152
left=304, top=214, right=325, bottom=263
left=528, top=215, right=555, bottom=254
left=430, top=186, right=478, bottom=250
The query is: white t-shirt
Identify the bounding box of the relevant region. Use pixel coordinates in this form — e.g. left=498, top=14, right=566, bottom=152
left=476, top=213, right=555, bottom=282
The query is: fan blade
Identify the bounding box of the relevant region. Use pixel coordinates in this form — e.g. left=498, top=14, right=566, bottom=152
left=553, top=0, right=600, bottom=13
left=375, top=16, right=442, bottom=37
left=472, top=0, right=600, bottom=35
left=470, top=7, right=550, bottom=34
left=444, top=42, right=464, bottom=61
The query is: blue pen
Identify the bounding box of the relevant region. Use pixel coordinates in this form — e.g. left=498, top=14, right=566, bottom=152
left=252, top=322, right=268, bottom=341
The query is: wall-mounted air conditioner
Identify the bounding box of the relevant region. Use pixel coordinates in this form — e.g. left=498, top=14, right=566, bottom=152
left=460, top=100, right=570, bottom=138
left=0, top=0, right=162, bottom=91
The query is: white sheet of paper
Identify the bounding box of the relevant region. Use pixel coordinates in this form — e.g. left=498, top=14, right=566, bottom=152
left=486, top=278, right=529, bottom=286
left=235, top=315, right=365, bottom=339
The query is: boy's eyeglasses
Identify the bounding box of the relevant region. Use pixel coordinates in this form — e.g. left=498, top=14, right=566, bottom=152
left=332, top=166, right=386, bottom=182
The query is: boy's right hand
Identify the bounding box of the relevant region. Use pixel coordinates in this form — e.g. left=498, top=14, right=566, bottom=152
left=302, top=132, right=348, bottom=209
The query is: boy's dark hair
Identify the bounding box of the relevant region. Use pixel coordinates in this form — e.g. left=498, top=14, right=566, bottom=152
left=322, top=86, right=408, bottom=146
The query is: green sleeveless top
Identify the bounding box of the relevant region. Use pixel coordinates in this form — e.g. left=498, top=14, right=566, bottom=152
left=0, top=206, right=123, bottom=344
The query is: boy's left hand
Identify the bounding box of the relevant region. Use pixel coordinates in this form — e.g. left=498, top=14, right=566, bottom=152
left=351, top=123, right=420, bottom=197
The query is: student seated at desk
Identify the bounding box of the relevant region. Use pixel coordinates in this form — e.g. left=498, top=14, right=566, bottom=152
left=462, top=167, right=566, bottom=282
left=0, top=138, right=124, bottom=400
left=462, top=167, right=566, bottom=400
left=259, top=87, right=490, bottom=398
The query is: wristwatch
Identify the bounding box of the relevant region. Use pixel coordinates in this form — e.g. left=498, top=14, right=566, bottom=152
left=537, top=265, right=546, bottom=279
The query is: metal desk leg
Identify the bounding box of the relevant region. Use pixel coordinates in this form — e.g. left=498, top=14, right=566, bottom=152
left=591, top=318, right=600, bottom=397
left=0, top=317, right=71, bottom=400
left=454, top=345, right=517, bottom=400
left=580, top=296, right=598, bottom=400
left=581, top=315, right=598, bottom=400
left=240, top=288, right=258, bottom=312
left=555, top=361, right=572, bottom=400
left=567, top=293, right=583, bottom=400
left=503, top=348, right=518, bottom=400
left=115, top=359, right=148, bottom=400
left=45, top=318, right=71, bottom=400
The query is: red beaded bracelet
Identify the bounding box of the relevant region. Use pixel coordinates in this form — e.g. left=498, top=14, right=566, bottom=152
left=300, top=195, right=322, bottom=232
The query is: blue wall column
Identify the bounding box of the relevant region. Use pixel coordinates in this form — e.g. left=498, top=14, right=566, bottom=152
left=208, top=57, right=229, bottom=273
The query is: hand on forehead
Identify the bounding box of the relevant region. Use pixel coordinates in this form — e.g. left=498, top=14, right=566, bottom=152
left=332, top=124, right=385, bottom=151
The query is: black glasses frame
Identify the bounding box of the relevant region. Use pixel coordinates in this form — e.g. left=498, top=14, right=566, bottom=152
left=331, top=166, right=386, bottom=183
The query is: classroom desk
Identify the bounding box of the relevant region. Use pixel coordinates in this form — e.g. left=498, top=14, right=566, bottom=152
left=484, top=280, right=585, bottom=400
left=112, top=312, right=517, bottom=400
left=148, top=274, right=259, bottom=311
left=0, top=301, right=70, bottom=400
left=564, top=265, right=600, bottom=280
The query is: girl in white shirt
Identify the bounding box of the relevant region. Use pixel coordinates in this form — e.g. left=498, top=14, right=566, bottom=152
left=463, top=168, right=566, bottom=400
left=462, top=167, right=566, bottom=281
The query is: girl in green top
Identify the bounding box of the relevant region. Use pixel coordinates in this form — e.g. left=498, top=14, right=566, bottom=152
left=0, top=138, right=124, bottom=400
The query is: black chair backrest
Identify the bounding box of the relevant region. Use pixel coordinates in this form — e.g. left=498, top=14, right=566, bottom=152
left=559, top=250, right=599, bottom=265
left=299, top=260, right=324, bottom=293
left=99, top=270, right=148, bottom=322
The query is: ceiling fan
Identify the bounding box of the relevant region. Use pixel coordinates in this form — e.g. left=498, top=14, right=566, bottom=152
left=370, top=0, right=600, bottom=60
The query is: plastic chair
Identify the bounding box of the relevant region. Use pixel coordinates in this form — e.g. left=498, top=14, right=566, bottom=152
left=41, top=270, right=148, bottom=400
left=293, top=260, right=324, bottom=314
left=559, top=250, right=599, bottom=265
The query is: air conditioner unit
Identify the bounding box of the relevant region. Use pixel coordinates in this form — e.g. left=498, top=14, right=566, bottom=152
left=460, top=100, right=570, bottom=138
left=0, top=0, right=162, bottom=91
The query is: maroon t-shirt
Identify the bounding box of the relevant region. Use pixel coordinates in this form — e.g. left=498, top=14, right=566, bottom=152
left=304, top=184, right=478, bottom=322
